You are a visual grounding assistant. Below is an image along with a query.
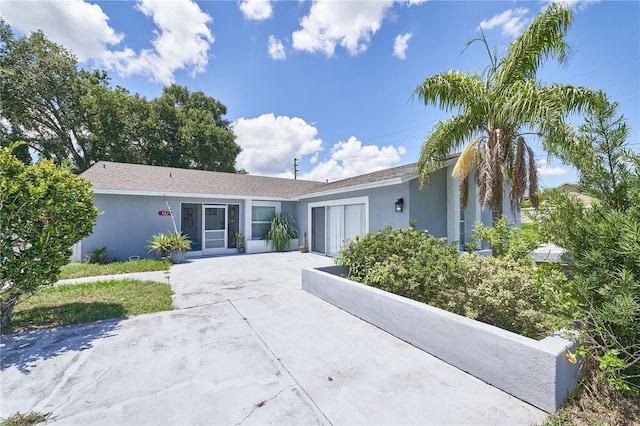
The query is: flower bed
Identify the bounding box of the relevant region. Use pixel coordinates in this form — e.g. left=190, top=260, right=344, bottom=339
left=302, top=265, right=580, bottom=413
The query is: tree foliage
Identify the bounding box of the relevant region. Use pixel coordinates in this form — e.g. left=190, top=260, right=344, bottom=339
left=413, top=4, right=596, bottom=224
left=470, top=216, right=542, bottom=259
left=0, top=20, right=241, bottom=173
left=536, top=97, right=640, bottom=395
left=0, top=144, right=98, bottom=329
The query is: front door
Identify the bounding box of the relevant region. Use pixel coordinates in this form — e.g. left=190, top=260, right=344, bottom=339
left=203, top=205, right=227, bottom=255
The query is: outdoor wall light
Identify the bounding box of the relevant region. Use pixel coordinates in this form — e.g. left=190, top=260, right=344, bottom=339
left=394, top=198, right=404, bottom=213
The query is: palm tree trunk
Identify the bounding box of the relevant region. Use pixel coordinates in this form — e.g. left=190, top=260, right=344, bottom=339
left=491, top=203, right=503, bottom=256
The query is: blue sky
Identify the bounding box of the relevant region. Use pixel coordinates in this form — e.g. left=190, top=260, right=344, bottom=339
left=2, top=0, right=638, bottom=187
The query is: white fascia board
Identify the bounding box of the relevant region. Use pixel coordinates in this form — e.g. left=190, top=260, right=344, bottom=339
left=91, top=188, right=287, bottom=202
left=295, top=177, right=406, bottom=200
left=296, top=159, right=458, bottom=200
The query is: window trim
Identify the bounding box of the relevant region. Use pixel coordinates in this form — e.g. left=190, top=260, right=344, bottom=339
left=250, top=201, right=280, bottom=240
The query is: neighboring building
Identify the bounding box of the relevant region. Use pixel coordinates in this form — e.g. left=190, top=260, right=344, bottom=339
left=75, top=160, right=507, bottom=261
left=556, top=183, right=596, bottom=205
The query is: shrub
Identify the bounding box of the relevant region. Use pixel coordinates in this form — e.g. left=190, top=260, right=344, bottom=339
left=265, top=215, right=298, bottom=252
left=146, top=232, right=191, bottom=258
left=536, top=95, right=640, bottom=396
left=470, top=216, right=543, bottom=259
left=538, top=191, right=640, bottom=395
left=85, top=247, right=113, bottom=264
left=337, top=225, right=570, bottom=338
left=0, top=144, right=98, bottom=329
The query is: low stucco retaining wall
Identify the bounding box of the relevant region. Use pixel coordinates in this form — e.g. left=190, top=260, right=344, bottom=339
left=302, top=265, right=580, bottom=413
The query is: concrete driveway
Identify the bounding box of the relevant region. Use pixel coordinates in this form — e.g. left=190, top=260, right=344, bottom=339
left=1, top=252, right=547, bottom=425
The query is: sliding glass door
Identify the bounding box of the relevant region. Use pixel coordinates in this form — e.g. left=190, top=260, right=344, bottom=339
left=312, top=200, right=367, bottom=256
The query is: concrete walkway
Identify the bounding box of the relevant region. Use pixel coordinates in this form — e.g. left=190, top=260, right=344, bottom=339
left=1, top=252, right=547, bottom=425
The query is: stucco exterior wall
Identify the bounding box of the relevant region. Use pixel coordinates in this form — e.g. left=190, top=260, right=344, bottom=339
left=83, top=194, right=247, bottom=261
left=409, top=168, right=447, bottom=237
left=295, top=181, right=414, bottom=238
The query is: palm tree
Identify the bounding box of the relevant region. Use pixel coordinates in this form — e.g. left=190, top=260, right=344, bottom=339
left=414, top=4, right=596, bottom=225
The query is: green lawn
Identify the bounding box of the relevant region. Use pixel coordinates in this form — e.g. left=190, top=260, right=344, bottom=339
left=59, top=259, right=170, bottom=279
left=6, top=279, right=173, bottom=334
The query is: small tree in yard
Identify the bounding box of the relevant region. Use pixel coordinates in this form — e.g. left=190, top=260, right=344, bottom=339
left=0, top=144, right=98, bottom=329
left=537, top=95, right=640, bottom=397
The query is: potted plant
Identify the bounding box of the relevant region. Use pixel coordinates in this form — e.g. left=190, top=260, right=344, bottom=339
left=147, top=231, right=191, bottom=263
left=299, top=231, right=309, bottom=253
left=235, top=232, right=245, bottom=253
left=265, top=215, right=298, bottom=252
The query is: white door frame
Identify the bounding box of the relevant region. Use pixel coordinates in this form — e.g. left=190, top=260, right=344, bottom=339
left=203, top=204, right=228, bottom=255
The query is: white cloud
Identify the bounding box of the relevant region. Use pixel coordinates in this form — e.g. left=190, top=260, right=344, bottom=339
left=537, top=159, right=568, bottom=176
left=407, top=0, right=426, bottom=5
left=393, top=33, right=412, bottom=60
left=292, top=0, right=394, bottom=57
left=101, top=0, right=214, bottom=84
left=543, top=0, right=600, bottom=11
left=238, top=0, right=273, bottom=21
left=268, top=36, right=286, bottom=60
left=478, top=8, right=529, bottom=37
left=301, top=137, right=406, bottom=182
left=234, top=115, right=406, bottom=181
left=1, top=0, right=123, bottom=61
left=234, top=114, right=323, bottom=176
left=2, top=0, right=214, bottom=85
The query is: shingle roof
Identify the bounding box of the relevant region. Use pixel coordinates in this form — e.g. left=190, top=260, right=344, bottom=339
left=80, top=160, right=431, bottom=199
left=80, top=162, right=325, bottom=198
left=295, top=163, right=419, bottom=196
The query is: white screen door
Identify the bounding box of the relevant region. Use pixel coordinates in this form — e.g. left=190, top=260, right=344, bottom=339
left=203, top=205, right=227, bottom=254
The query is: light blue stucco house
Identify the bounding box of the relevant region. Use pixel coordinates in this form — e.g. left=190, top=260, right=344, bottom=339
left=75, top=160, right=506, bottom=261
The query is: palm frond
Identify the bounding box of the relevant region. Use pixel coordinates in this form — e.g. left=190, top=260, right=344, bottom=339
left=462, top=28, right=498, bottom=81
left=475, top=144, right=493, bottom=209
left=413, top=70, right=485, bottom=113
left=498, top=3, right=573, bottom=88
left=452, top=138, right=481, bottom=178
left=417, top=114, right=480, bottom=186
left=490, top=130, right=505, bottom=213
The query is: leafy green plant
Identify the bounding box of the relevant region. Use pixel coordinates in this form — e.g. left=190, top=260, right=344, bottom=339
left=235, top=232, right=245, bottom=248
left=536, top=96, right=640, bottom=396
left=471, top=216, right=543, bottom=259
left=146, top=232, right=191, bottom=258
left=85, top=247, right=113, bottom=264
left=0, top=143, right=98, bottom=330
left=265, top=215, right=298, bottom=252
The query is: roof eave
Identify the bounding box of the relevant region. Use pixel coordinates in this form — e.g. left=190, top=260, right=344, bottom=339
left=91, top=188, right=289, bottom=201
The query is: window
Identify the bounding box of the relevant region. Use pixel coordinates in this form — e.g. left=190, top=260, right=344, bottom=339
left=459, top=208, right=466, bottom=250
left=251, top=204, right=276, bottom=239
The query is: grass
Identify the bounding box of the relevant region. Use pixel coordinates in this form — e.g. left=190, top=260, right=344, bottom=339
left=4, top=279, right=173, bottom=334
left=541, top=364, right=639, bottom=425
left=59, top=259, right=170, bottom=280
left=0, top=411, right=53, bottom=426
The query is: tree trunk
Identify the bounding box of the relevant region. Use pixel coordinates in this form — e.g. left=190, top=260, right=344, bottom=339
left=0, top=296, right=18, bottom=330
left=491, top=203, right=503, bottom=257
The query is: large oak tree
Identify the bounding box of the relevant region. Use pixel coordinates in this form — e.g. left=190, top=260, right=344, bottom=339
left=0, top=20, right=241, bottom=173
